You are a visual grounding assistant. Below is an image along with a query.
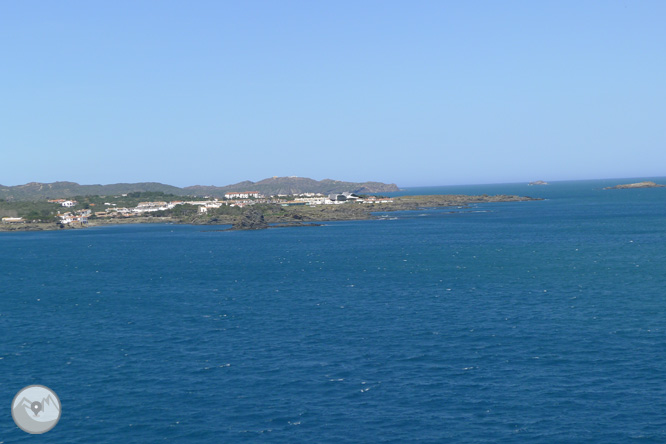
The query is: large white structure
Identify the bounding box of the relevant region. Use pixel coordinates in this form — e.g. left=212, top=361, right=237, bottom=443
left=224, top=191, right=262, bottom=199
left=133, top=201, right=169, bottom=213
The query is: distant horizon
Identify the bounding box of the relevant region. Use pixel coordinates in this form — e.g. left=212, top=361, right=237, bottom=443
left=399, top=174, right=666, bottom=188
left=2, top=174, right=665, bottom=190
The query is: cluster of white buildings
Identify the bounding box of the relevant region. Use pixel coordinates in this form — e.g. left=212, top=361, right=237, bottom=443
left=58, top=208, right=91, bottom=225
left=50, top=190, right=394, bottom=224
left=96, top=201, right=175, bottom=217
left=134, top=201, right=172, bottom=212
left=281, top=193, right=394, bottom=206
left=325, top=193, right=393, bottom=204
left=356, top=196, right=394, bottom=204
left=224, top=191, right=263, bottom=199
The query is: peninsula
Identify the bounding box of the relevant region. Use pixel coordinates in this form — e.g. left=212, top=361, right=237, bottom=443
left=603, top=181, right=665, bottom=190
left=1, top=189, right=540, bottom=232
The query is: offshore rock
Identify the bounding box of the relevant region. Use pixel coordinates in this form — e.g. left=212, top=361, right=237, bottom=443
left=604, top=181, right=665, bottom=190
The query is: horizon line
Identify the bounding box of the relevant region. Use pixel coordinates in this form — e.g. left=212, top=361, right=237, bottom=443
left=1, top=174, right=665, bottom=189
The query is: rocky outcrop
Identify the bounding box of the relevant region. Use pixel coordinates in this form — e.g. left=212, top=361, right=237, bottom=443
left=229, top=209, right=268, bottom=230
left=604, top=181, right=664, bottom=190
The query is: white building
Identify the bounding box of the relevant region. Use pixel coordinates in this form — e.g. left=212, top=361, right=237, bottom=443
left=224, top=191, right=262, bottom=199
left=59, top=214, right=74, bottom=224
left=61, top=200, right=77, bottom=207
left=133, top=201, right=169, bottom=213
left=296, top=197, right=328, bottom=205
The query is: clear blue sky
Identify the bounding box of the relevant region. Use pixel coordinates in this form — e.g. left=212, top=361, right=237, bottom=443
left=1, top=1, right=664, bottom=187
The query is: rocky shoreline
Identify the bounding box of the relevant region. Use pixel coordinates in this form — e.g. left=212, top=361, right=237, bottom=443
left=0, top=194, right=540, bottom=232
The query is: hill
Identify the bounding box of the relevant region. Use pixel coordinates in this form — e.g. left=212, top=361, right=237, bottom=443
left=0, top=181, right=184, bottom=201
left=0, top=177, right=399, bottom=201
left=184, top=177, right=399, bottom=197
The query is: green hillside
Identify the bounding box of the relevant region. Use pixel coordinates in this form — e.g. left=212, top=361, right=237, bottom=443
left=0, top=177, right=399, bottom=201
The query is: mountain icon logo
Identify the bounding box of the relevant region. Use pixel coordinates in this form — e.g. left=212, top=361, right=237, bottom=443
left=11, top=385, right=61, bottom=434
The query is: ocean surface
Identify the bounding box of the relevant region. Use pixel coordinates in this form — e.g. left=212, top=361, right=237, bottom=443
left=1, top=177, right=666, bottom=443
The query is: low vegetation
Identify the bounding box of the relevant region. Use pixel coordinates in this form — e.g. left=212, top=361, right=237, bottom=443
left=1, top=193, right=539, bottom=231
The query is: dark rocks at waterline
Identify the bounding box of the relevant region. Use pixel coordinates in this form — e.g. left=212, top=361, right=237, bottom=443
left=229, top=209, right=268, bottom=230
left=269, top=222, right=323, bottom=229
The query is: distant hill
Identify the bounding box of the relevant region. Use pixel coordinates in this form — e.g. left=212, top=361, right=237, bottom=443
left=0, top=181, right=184, bottom=201
left=0, top=177, right=399, bottom=201
left=184, top=177, right=399, bottom=197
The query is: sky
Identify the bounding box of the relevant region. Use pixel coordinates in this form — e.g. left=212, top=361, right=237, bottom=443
left=1, top=1, right=664, bottom=187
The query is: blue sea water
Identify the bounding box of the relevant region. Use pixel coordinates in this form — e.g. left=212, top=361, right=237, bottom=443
left=1, top=178, right=666, bottom=443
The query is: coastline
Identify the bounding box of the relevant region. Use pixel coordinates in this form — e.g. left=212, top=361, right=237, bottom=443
left=0, top=194, right=539, bottom=232
left=0, top=217, right=176, bottom=232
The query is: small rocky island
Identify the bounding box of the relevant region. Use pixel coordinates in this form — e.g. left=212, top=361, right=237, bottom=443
left=528, top=180, right=548, bottom=186
left=604, top=181, right=665, bottom=190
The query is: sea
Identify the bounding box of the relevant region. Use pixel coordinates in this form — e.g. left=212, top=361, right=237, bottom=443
left=1, top=177, right=665, bottom=443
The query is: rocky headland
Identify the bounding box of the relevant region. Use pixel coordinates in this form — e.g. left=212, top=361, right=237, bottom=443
left=228, top=209, right=268, bottom=230
left=1, top=194, right=541, bottom=232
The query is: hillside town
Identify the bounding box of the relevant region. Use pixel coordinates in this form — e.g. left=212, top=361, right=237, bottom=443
left=2, top=192, right=394, bottom=226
